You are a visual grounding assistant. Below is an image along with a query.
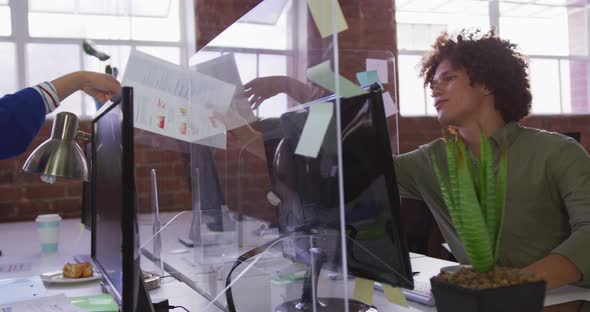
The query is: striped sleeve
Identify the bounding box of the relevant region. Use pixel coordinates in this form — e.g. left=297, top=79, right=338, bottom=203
left=31, top=81, right=60, bottom=114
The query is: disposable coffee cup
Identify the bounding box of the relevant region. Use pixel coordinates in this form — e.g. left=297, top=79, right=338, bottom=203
left=35, top=214, right=62, bottom=254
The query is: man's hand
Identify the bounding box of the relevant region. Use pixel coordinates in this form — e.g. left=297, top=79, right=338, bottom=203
left=51, top=71, right=121, bottom=104
left=244, top=76, right=287, bottom=109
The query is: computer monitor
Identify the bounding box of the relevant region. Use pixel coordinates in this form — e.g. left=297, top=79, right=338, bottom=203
left=271, top=84, right=413, bottom=310
left=91, top=86, right=154, bottom=312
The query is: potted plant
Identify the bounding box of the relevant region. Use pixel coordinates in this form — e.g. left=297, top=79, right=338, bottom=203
left=429, top=131, right=546, bottom=312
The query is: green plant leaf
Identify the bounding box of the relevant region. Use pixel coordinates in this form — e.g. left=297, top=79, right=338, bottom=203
left=481, top=132, right=497, bottom=246
left=446, top=138, right=461, bottom=229
left=456, top=140, right=494, bottom=272
left=493, top=146, right=507, bottom=257
left=431, top=151, right=454, bottom=216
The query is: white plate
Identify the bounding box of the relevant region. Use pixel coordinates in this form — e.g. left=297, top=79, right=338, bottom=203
left=40, top=271, right=102, bottom=284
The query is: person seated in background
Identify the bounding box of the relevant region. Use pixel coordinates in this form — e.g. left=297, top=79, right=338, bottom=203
left=0, top=71, right=121, bottom=160
left=394, top=28, right=589, bottom=310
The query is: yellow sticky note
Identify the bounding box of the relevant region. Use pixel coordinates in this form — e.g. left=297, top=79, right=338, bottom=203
left=306, top=61, right=367, bottom=98
left=383, top=285, right=409, bottom=308
left=353, top=277, right=374, bottom=305
left=307, top=0, right=348, bottom=38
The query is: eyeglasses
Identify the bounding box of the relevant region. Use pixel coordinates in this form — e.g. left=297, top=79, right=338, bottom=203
left=430, top=73, right=458, bottom=91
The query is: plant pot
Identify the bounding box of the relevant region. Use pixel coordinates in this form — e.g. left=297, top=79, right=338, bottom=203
left=430, top=276, right=546, bottom=312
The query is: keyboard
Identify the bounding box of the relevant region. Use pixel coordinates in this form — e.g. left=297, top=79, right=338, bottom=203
left=375, top=279, right=435, bottom=307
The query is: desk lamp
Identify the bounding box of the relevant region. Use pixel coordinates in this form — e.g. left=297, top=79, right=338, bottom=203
left=22, top=111, right=90, bottom=183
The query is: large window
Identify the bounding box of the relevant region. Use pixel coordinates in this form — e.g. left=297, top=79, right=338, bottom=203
left=396, top=0, right=590, bottom=116
left=0, top=0, right=194, bottom=118
left=199, top=0, right=292, bottom=119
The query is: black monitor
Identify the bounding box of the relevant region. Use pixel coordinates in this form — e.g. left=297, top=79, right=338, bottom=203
left=271, top=84, right=413, bottom=310
left=91, top=87, right=154, bottom=312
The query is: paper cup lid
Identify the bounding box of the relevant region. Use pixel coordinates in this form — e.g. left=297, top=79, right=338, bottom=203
left=35, top=214, right=61, bottom=222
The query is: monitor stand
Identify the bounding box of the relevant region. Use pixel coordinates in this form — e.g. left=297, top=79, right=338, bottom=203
left=274, top=248, right=378, bottom=312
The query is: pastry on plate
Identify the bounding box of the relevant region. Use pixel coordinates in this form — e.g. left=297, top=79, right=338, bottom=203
left=63, top=262, right=93, bottom=278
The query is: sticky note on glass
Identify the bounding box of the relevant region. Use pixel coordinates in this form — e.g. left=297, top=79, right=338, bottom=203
left=383, top=91, right=398, bottom=117
left=383, top=285, right=409, bottom=308
left=307, top=61, right=367, bottom=98
left=353, top=277, right=374, bottom=305
left=356, top=70, right=382, bottom=88
left=307, top=0, right=348, bottom=38
left=366, top=58, right=389, bottom=83
left=295, top=102, right=334, bottom=158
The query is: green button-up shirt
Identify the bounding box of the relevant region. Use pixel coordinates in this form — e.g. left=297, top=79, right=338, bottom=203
left=394, top=122, right=590, bottom=286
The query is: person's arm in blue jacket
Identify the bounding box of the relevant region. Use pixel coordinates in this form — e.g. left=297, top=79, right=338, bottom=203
left=0, top=71, right=120, bottom=160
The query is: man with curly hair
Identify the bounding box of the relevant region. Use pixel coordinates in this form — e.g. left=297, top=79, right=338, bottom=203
left=394, top=29, right=589, bottom=296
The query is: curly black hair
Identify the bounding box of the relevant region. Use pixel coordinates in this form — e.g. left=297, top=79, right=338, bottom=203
left=419, top=28, right=532, bottom=122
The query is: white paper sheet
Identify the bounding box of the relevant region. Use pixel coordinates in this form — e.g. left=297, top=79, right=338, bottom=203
left=0, top=276, right=46, bottom=305
left=382, top=91, right=398, bottom=117
left=0, top=294, right=86, bottom=312
left=192, top=53, right=258, bottom=132
left=295, top=102, right=334, bottom=158
left=122, top=50, right=236, bottom=149
left=545, top=285, right=590, bottom=307
left=366, top=58, right=389, bottom=83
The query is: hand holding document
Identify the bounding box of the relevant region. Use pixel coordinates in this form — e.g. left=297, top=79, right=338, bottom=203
left=122, top=50, right=237, bottom=149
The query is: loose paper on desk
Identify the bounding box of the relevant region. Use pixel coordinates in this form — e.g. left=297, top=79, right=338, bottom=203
left=294, top=102, right=334, bottom=158
left=123, top=50, right=235, bottom=149
left=545, top=285, right=590, bottom=307
left=353, top=277, right=374, bottom=305
left=0, top=294, right=85, bottom=312
left=306, top=61, right=367, bottom=98
left=307, top=0, right=348, bottom=38
left=0, top=276, right=46, bottom=304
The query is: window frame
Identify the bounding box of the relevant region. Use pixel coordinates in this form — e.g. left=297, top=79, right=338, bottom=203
left=1, top=0, right=196, bottom=118
left=396, top=0, right=590, bottom=116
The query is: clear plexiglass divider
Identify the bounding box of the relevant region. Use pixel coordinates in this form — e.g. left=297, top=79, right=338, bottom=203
left=129, top=0, right=411, bottom=311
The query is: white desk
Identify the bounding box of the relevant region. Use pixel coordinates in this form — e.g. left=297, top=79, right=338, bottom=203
left=1, top=217, right=588, bottom=312
left=138, top=212, right=590, bottom=312
left=0, top=218, right=221, bottom=312
left=138, top=212, right=442, bottom=312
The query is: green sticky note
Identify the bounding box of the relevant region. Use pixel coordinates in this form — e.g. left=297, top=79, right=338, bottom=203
left=69, top=294, right=118, bottom=312
left=307, top=0, right=348, bottom=38
left=294, top=102, right=334, bottom=158
left=353, top=277, right=374, bottom=305
left=306, top=61, right=367, bottom=98
left=383, top=284, right=409, bottom=308
left=356, top=70, right=382, bottom=88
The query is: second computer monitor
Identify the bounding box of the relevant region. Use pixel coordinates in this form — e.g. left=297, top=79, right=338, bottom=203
left=272, top=85, right=413, bottom=289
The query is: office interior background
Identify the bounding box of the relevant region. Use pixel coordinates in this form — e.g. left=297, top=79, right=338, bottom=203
left=0, top=0, right=588, bottom=232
